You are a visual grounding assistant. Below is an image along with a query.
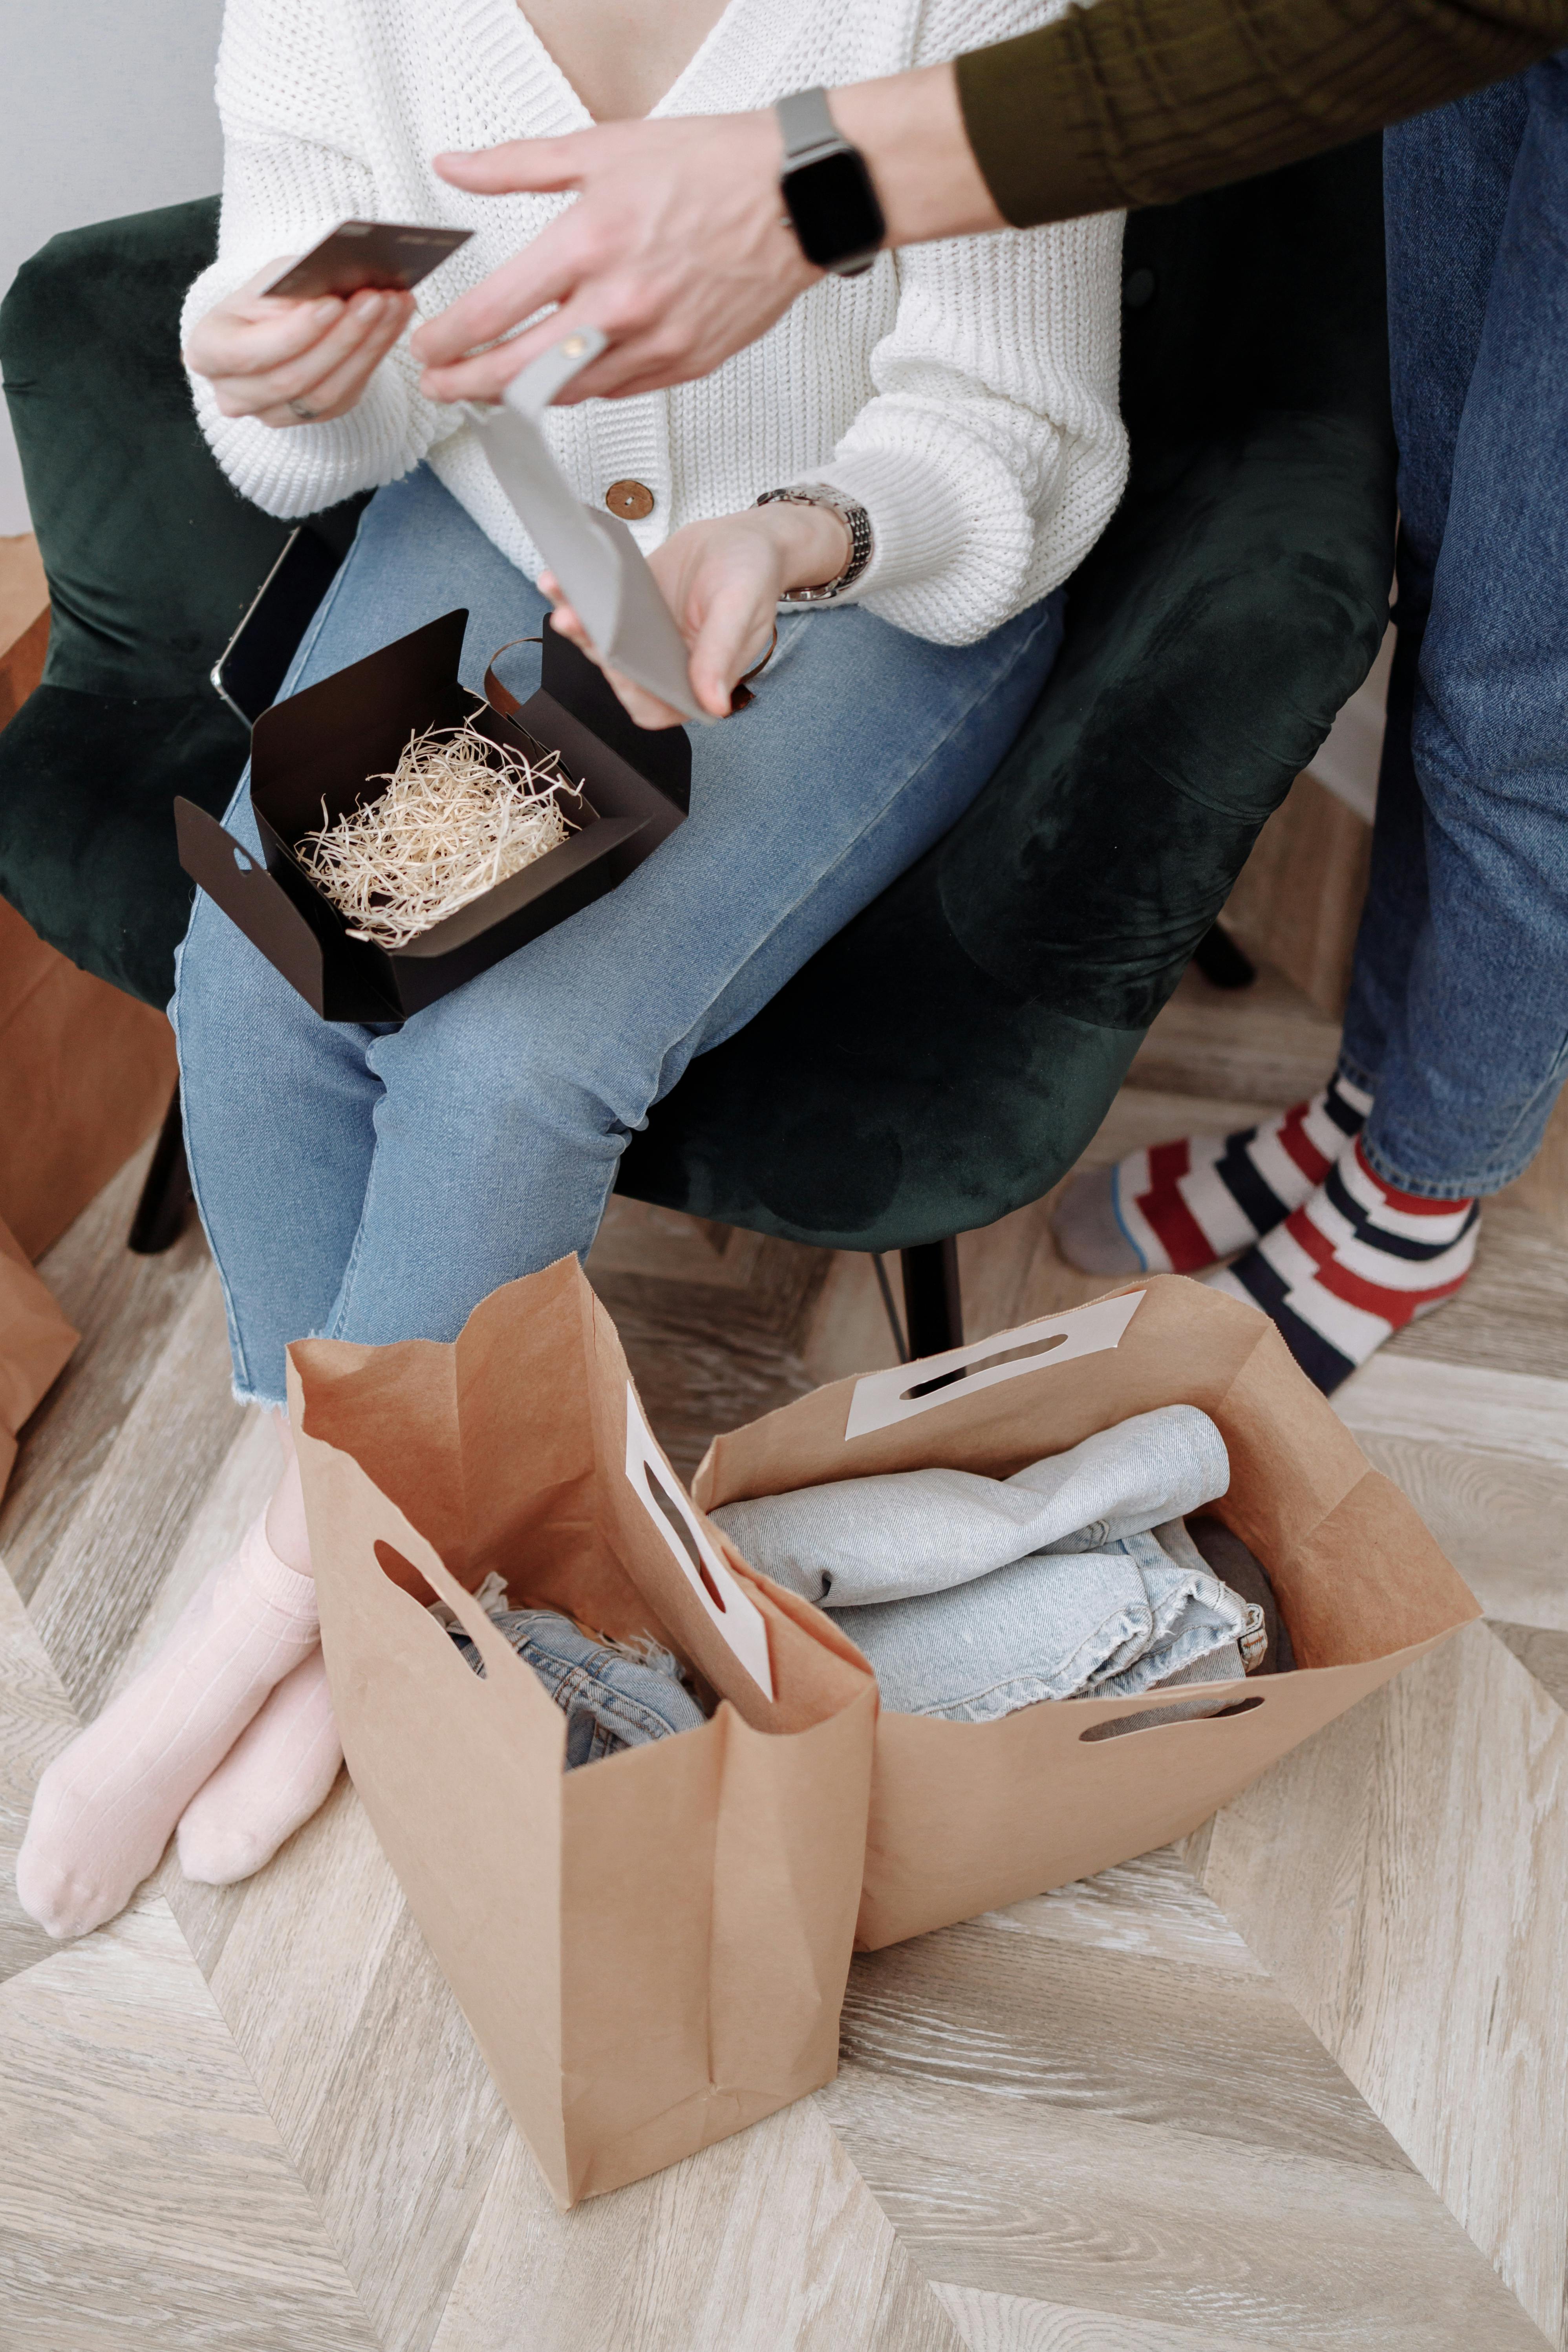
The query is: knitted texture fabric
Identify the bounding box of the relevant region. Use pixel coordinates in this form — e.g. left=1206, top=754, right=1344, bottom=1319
left=179, top=0, right=1127, bottom=646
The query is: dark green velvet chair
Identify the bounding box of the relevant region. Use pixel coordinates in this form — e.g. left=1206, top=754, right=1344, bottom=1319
left=0, top=145, right=1393, bottom=1348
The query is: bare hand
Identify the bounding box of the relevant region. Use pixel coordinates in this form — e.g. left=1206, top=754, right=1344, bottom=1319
left=543, top=503, right=850, bottom=727
left=184, top=260, right=417, bottom=427
left=410, top=115, right=817, bottom=407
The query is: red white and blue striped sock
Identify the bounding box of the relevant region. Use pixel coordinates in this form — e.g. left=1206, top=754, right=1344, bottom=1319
left=1053, top=1072, right=1373, bottom=1277
left=1205, top=1135, right=1479, bottom=1393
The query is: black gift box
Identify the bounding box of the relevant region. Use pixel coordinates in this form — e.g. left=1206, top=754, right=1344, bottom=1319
left=176, top=610, right=690, bottom=1022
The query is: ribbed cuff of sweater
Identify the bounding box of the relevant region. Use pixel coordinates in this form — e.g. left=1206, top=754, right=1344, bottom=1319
left=186, top=375, right=423, bottom=519
left=808, top=447, right=978, bottom=626
left=180, top=260, right=432, bottom=520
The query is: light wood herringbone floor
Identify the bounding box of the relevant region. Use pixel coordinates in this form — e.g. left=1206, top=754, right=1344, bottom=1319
left=2, top=961, right=1567, bottom=2352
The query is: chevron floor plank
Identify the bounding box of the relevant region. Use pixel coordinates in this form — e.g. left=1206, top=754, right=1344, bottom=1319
left=931, top=2284, right=1283, bottom=2352
left=428, top=2096, right=966, bottom=2352
left=0, top=1560, right=77, bottom=1987
left=1198, top=1622, right=1568, bottom=2344
left=0, top=1900, right=382, bottom=2352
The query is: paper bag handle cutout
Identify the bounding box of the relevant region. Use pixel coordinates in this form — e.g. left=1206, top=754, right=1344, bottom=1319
left=1079, top=1690, right=1264, bottom=1743
left=624, top=1382, right=775, bottom=1699
left=844, top=1290, right=1147, bottom=1441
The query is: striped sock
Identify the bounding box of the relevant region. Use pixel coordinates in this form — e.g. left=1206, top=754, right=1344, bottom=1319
left=1206, top=1135, right=1479, bottom=1394
left=1053, top=1072, right=1373, bottom=1278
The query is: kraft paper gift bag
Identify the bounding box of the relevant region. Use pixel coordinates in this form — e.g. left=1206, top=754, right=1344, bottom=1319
left=287, top=1257, right=876, bottom=2208
left=0, top=895, right=176, bottom=1260
left=692, top=1276, right=1480, bottom=1950
left=0, top=1213, right=77, bottom=1499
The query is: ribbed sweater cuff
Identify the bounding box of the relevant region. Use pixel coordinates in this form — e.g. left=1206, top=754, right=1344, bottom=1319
left=187, top=370, right=415, bottom=520
left=811, top=447, right=970, bottom=605
left=180, top=261, right=424, bottom=519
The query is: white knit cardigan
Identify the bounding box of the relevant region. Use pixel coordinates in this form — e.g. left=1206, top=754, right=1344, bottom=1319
left=182, top=0, right=1127, bottom=645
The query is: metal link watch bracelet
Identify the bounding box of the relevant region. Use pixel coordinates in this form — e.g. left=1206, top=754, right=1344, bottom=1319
left=755, top=482, right=873, bottom=601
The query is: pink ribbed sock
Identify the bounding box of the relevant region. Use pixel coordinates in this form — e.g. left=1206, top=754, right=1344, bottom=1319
left=177, top=1645, right=343, bottom=1886
left=15, top=1515, right=320, bottom=1939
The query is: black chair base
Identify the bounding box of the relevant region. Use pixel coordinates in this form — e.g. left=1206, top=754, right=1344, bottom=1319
left=1191, top=921, right=1257, bottom=990
left=898, top=1238, right=962, bottom=1359
left=128, top=1090, right=194, bottom=1255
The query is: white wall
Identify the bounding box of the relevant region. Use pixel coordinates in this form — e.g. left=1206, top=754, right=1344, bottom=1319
left=0, top=0, right=225, bottom=533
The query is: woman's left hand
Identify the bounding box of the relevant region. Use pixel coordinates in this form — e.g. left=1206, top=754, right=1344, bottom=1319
left=542, top=500, right=851, bottom=728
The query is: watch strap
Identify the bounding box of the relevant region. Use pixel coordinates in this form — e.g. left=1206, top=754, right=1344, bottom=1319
left=776, top=86, right=841, bottom=165
left=756, top=483, right=873, bottom=601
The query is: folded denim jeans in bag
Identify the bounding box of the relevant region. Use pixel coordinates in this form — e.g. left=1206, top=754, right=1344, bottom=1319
left=695, top=1278, right=1480, bottom=1949
left=447, top=1604, right=706, bottom=1764
left=720, top=1521, right=1256, bottom=1724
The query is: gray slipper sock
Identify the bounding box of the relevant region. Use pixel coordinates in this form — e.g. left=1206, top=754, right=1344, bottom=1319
left=1051, top=1164, right=1145, bottom=1276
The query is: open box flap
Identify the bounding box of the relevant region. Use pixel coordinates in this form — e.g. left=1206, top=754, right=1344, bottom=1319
left=174, top=796, right=398, bottom=1022
left=250, top=608, right=471, bottom=843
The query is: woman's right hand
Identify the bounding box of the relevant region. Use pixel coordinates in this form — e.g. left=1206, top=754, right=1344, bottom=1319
left=183, top=260, right=416, bottom=428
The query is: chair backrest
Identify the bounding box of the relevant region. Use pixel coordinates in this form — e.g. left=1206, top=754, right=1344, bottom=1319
left=0, top=199, right=365, bottom=1002
left=0, top=199, right=298, bottom=699
left=931, top=137, right=1394, bottom=1033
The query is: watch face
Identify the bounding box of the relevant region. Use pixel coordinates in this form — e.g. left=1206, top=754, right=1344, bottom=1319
left=785, top=148, right=885, bottom=273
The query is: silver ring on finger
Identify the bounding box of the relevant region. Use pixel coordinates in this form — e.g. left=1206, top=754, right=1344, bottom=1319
left=287, top=396, right=321, bottom=422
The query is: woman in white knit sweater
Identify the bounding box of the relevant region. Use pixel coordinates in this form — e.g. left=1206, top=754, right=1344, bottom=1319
left=16, top=0, right=1125, bottom=1939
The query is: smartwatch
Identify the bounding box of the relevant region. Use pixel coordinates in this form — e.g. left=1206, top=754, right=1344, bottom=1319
left=776, top=87, right=887, bottom=278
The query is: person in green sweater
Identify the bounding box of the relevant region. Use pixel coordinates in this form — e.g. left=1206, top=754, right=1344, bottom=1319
left=408, top=0, right=1568, bottom=1396
left=409, top=0, right=1568, bottom=406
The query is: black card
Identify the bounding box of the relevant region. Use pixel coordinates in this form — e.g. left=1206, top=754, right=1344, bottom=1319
left=265, top=220, right=473, bottom=300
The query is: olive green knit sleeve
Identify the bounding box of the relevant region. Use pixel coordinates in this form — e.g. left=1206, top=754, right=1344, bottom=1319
left=957, top=0, right=1568, bottom=226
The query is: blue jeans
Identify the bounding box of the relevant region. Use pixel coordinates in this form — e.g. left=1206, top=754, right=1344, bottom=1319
left=447, top=1609, right=706, bottom=1767
left=1340, top=57, right=1568, bottom=1197
left=173, top=466, right=1065, bottom=1406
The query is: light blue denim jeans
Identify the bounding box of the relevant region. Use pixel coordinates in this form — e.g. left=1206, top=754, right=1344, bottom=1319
left=448, top=1608, right=705, bottom=1768
left=1340, top=58, right=1568, bottom=1196
left=172, top=465, right=1065, bottom=1405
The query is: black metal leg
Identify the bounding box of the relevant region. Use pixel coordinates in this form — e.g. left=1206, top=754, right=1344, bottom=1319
left=900, top=1237, right=962, bottom=1360
left=1191, top=921, right=1257, bottom=990
left=128, top=1089, right=194, bottom=1256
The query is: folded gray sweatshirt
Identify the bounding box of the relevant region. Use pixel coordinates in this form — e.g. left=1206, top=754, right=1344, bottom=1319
left=712, top=1406, right=1257, bottom=1724
left=712, top=1406, right=1230, bottom=1608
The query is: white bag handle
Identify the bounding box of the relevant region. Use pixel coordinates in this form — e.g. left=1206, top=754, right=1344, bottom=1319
left=844, top=1290, right=1147, bottom=1440
left=624, top=1383, right=775, bottom=1698
left=478, top=331, right=706, bottom=723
